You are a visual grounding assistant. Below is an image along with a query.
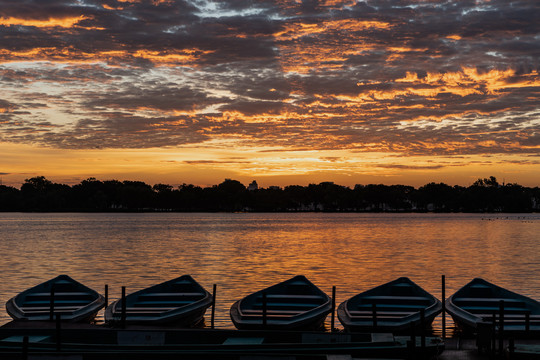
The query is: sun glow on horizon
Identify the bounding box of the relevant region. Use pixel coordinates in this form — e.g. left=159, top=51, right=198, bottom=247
left=0, top=0, right=538, bottom=188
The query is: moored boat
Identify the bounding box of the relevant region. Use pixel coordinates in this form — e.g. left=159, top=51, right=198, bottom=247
left=230, top=275, right=332, bottom=330
left=446, top=278, right=540, bottom=334
left=104, top=275, right=213, bottom=326
left=5, top=275, right=105, bottom=323
left=337, top=277, right=442, bottom=333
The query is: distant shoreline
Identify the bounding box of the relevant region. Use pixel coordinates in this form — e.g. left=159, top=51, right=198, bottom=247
left=1, top=175, right=539, bottom=213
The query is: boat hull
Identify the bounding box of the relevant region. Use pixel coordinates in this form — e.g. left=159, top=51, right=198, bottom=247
left=104, top=275, right=213, bottom=327
left=230, top=275, right=332, bottom=331
left=230, top=300, right=329, bottom=330
left=446, top=278, right=540, bottom=335
left=338, top=277, right=442, bottom=334
left=5, top=275, right=105, bottom=323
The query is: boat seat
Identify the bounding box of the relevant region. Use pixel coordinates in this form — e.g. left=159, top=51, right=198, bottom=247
left=264, top=295, right=322, bottom=299
left=242, top=309, right=303, bottom=315
left=20, top=306, right=80, bottom=311
left=132, top=301, right=193, bottom=307
left=478, top=313, right=540, bottom=318
left=25, top=293, right=95, bottom=301
left=455, top=298, right=526, bottom=306
left=138, top=292, right=205, bottom=297
left=489, top=319, right=540, bottom=325
left=255, top=295, right=324, bottom=305
left=253, top=303, right=319, bottom=310
left=461, top=306, right=531, bottom=313
left=356, top=304, right=426, bottom=311
left=137, top=293, right=204, bottom=301
left=22, top=300, right=91, bottom=306
left=361, top=296, right=431, bottom=305
left=241, top=314, right=299, bottom=320
left=348, top=314, right=412, bottom=320
left=468, top=284, right=493, bottom=297
left=288, top=281, right=309, bottom=286
left=479, top=313, right=540, bottom=321
left=27, top=292, right=91, bottom=296
left=20, top=309, right=77, bottom=314
left=348, top=310, right=417, bottom=316
left=123, top=307, right=178, bottom=312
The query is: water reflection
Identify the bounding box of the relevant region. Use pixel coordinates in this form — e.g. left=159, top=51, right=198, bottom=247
left=0, top=212, right=539, bottom=336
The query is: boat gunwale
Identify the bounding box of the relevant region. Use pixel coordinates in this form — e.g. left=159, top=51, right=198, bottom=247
left=104, top=275, right=213, bottom=325
left=230, top=275, right=332, bottom=329
left=5, top=275, right=105, bottom=322
left=445, top=277, right=540, bottom=332
left=337, top=277, right=442, bottom=331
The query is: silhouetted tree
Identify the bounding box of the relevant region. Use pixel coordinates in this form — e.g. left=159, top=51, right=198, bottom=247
left=414, top=182, right=457, bottom=211
left=20, top=176, right=72, bottom=211
left=0, top=185, right=21, bottom=211
left=0, top=175, right=537, bottom=212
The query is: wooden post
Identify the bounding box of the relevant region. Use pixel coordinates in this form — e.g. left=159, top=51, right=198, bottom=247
left=331, top=286, right=336, bottom=332
left=22, top=335, right=28, bottom=360
left=420, top=308, right=426, bottom=350
left=441, top=275, right=446, bottom=339
left=372, top=303, right=377, bottom=328
left=211, top=284, right=217, bottom=329
left=104, top=284, right=109, bottom=308
left=509, top=337, right=515, bottom=356
left=499, top=300, right=504, bottom=355
left=409, top=324, right=416, bottom=359
left=262, top=292, right=267, bottom=326
left=406, top=340, right=414, bottom=360
left=526, top=311, right=530, bottom=333
left=56, top=314, right=61, bottom=352
left=121, top=286, right=126, bottom=329
left=49, top=285, right=55, bottom=321
left=492, top=312, right=497, bottom=355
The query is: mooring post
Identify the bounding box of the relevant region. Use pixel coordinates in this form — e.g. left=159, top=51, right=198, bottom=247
left=262, top=292, right=268, bottom=326
left=420, top=308, right=426, bottom=350
left=372, top=303, right=377, bottom=328
left=121, top=286, right=126, bottom=329
left=410, top=321, right=416, bottom=348
left=104, top=284, right=109, bottom=308
left=331, top=286, right=336, bottom=332
left=49, top=285, right=55, bottom=321
left=211, top=284, right=217, bottom=329
left=409, top=323, right=416, bottom=360
left=56, top=313, right=61, bottom=352
left=492, top=312, right=497, bottom=355
left=441, top=275, right=446, bottom=339
left=22, top=335, right=28, bottom=360
left=499, top=300, right=505, bottom=355
left=509, top=337, right=515, bottom=357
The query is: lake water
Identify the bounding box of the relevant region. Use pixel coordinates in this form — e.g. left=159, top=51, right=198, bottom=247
left=1, top=212, right=539, bottom=335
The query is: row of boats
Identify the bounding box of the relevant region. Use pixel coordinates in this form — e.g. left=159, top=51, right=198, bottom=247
left=5, top=275, right=540, bottom=334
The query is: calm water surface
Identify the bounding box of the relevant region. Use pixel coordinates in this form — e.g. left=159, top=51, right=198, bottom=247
left=1, top=212, right=539, bottom=335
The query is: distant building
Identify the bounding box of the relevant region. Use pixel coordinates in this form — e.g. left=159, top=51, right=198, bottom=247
left=247, top=180, right=258, bottom=191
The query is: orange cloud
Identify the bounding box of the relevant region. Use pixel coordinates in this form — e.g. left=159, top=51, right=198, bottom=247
left=275, top=19, right=390, bottom=41
left=0, top=16, right=88, bottom=28
left=0, top=47, right=214, bottom=66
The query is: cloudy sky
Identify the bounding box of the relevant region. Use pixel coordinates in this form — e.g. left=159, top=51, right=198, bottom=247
left=1, top=0, right=539, bottom=187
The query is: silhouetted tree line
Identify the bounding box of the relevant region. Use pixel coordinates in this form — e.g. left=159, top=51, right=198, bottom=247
left=0, top=176, right=538, bottom=212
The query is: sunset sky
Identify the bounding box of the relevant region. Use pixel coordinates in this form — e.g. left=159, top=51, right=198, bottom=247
left=1, top=0, right=539, bottom=188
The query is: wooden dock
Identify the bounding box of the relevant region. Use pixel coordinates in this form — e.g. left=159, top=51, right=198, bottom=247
left=1, top=320, right=540, bottom=359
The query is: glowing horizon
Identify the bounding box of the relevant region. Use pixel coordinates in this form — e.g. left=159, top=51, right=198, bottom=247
left=1, top=0, right=539, bottom=188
